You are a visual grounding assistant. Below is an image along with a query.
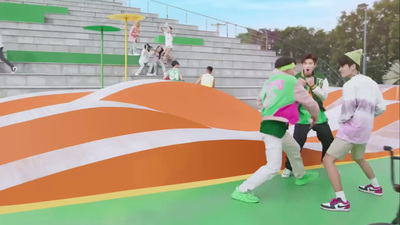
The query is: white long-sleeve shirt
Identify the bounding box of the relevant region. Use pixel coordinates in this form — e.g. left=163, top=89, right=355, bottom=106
left=336, top=74, right=386, bottom=144
left=139, top=49, right=150, bottom=64
left=312, top=78, right=329, bottom=101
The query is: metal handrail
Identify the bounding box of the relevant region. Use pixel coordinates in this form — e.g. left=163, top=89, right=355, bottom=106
left=126, top=0, right=343, bottom=83
left=149, top=0, right=247, bottom=30
left=128, top=0, right=254, bottom=37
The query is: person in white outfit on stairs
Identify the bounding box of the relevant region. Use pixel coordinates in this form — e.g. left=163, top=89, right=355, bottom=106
left=160, top=22, right=174, bottom=64
left=135, top=43, right=154, bottom=76
left=0, top=34, right=17, bottom=73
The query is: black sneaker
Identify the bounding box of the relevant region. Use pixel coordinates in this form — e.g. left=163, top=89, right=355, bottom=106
left=11, top=66, right=17, bottom=73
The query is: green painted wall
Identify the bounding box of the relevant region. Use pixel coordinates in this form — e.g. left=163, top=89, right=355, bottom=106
left=154, top=36, right=204, bottom=46
left=7, top=51, right=140, bottom=65
left=0, top=2, right=68, bottom=23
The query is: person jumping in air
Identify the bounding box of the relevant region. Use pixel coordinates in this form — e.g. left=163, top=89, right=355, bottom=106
left=160, top=22, right=174, bottom=64
left=231, top=56, right=320, bottom=203
left=320, top=49, right=386, bottom=212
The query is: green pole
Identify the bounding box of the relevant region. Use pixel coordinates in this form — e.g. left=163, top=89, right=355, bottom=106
left=101, top=28, right=104, bottom=89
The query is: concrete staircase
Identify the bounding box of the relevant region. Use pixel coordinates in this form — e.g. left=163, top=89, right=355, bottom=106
left=0, top=0, right=277, bottom=108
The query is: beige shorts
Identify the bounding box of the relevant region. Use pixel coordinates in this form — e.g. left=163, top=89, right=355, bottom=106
left=326, top=138, right=367, bottom=160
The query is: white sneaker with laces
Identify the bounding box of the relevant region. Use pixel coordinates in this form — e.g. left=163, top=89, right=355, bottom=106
left=281, top=168, right=292, bottom=178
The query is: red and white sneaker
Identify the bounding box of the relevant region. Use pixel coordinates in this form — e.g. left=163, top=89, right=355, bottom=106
left=358, top=184, right=383, bottom=196
left=320, top=198, right=350, bottom=212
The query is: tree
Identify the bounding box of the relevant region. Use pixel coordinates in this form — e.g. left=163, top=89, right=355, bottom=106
left=236, top=0, right=399, bottom=85
left=317, top=0, right=399, bottom=83
left=238, top=28, right=267, bottom=50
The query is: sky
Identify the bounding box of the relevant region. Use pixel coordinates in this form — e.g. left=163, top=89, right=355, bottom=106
left=128, top=0, right=377, bottom=35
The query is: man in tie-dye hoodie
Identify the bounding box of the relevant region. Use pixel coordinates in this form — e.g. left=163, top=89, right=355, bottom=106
left=320, top=49, right=386, bottom=212
left=231, top=56, right=320, bottom=203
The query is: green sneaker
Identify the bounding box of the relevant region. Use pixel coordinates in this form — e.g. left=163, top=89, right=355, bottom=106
left=295, top=171, right=319, bottom=186
left=231, top=187, right=259, bottom=203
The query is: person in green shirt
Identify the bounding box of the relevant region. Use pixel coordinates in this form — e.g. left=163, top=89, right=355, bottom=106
left=281, top=53, right=334, bottom=178
left=231, top=56, right=320, bottom=204
left=163, top=60, right=184, bottom=81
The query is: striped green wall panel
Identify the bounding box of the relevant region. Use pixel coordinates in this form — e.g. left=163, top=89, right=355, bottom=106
left=0, top=2, right=68, bottom=23
left=7, top=51, right=140, bottom=65
left=154, top=36, right=204, bottom=46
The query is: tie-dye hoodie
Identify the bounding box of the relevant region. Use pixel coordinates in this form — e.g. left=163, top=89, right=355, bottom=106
left=257, top=69, right=320, bottom=125
left=336, top=74, right=386, bottom=144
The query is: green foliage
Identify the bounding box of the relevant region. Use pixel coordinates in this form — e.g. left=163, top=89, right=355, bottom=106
left=238, top=28, right=267, bottom=50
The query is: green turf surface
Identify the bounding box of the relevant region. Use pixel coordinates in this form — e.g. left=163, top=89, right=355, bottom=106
left=0, top=158, right=398, bottom=225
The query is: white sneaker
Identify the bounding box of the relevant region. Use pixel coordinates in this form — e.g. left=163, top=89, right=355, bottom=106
left=133, top=53, right=140, bottom=56
left=134, top=72, right=139, bottom=76
left=11, top=66, right=17, bottom=73
left=281, top=168, right=292, bottom=178
left=146, top=73, right=154, bottom=76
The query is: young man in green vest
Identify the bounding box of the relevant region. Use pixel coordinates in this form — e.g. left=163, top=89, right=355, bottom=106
left=163, top=60, right=184, bottom=81
left=281, top=53, right=334, bottom=178
left=231, top=56, right=320, bottom=203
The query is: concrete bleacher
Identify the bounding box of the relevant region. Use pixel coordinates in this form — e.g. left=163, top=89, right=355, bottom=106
left=0, top=0, right=277, bottom=108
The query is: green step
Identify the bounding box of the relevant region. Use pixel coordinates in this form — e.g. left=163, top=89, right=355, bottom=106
left=154, top=36, right=204, bottom=46
left=0, top=2, right=68, bottom=23
left=7, top=51, right=140, bottom=65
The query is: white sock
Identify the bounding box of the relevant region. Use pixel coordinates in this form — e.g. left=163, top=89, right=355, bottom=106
left=370, top=177, right=380, bottom=187
left=335, top=191, right=347, bottom=202
left=238, top=185, right=248, bottom=193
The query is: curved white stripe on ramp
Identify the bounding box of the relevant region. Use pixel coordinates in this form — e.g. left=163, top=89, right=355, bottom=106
left=0, top=101, right=158, bottom=128
left=0, top=128, right=262, bottom=191
left=366, top=121, right=400, bottom=152
left=74, top=79, right=165, bottom=102
left=303, top=121, right=399, bottom=152
left=0, top=89, right=95, bottom=104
